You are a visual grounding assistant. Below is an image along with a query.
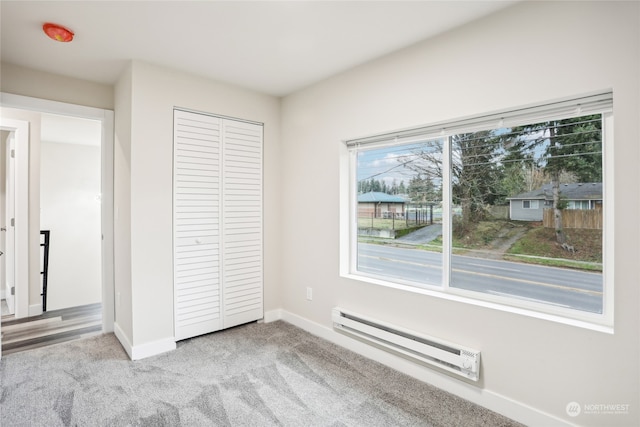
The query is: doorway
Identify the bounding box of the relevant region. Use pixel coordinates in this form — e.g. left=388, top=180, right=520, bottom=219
left=39, top=113, right=102, bottom=312
left=0, top=93, right=114, bottom=347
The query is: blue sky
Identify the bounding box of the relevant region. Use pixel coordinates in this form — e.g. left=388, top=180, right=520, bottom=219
left=357, top=140, right=443, bottom=188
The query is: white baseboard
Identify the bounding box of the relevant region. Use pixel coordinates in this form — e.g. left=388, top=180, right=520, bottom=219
left=265, top=308, right=570, bottom=427
left=263, top=309, right=283, bottom=323
left=131, top=337, right=176, bottom=361
left=113, top=322, right=175, bottom=361
left=113, top=322, right=134, bottom=359
left=28, top=303, right=43, bottom=317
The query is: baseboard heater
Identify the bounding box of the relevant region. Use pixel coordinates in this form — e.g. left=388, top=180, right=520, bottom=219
left=332, top=307, right=480, bottom=381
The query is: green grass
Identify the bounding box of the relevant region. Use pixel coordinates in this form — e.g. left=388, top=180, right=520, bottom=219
left=357, top=217, right=429, bottom=231
left=503, top=254, right=602, bottom=272
left=419, top=236, right=468, bottom=255
left=506, top=226, right=602, bottom=271
left=508, top=227, right=601, bottom=260
left=357, top=236, right=443, bottom=253
left=415, top=243, right=443, bottom=253
left=434, top=219, right=510, bottom=250
left=357, top=236, right=394, bottom=245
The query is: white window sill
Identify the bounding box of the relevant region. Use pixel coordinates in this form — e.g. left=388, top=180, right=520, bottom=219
left=341, top=272, right=614, bottom=334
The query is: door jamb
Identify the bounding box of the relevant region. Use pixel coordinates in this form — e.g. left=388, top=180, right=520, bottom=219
left=0, top=118, right=29, bottom=319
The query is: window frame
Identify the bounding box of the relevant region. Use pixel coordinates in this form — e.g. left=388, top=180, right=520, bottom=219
left=522, top=200, right=539, bottom=209
left=340, top=92, right=614, bottom=332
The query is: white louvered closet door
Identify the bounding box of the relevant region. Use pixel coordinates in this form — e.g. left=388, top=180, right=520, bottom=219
left=174, top=110, right=263, bottom=341
left=221, top=119, right=263, bottom=328
left=174, top=111, right=223, bottom=340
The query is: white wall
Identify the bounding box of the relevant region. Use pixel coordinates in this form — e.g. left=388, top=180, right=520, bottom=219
left=40, top=141, right=101, bottom=310
left=113, top=61, right=281, bottom=354
left=1, top=63, right=114, bottom=110
left=113, top=64, right=133, bottom=345
left=280, top=2, right=638, bottom=426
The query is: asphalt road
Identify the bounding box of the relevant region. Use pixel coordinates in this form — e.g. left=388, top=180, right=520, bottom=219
left=357, top=243, right=603, bottom=314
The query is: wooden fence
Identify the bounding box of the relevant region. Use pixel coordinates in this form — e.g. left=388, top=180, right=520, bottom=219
left=488, top=205, right=509, bottom=220
left=543, top=209, right=602, bottom=230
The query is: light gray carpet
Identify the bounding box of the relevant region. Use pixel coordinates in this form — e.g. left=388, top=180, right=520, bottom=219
left=1, top=320, right=522, bottom=426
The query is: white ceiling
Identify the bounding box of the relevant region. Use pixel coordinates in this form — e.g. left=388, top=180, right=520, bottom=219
left=1, top=1, right=517, bottom=97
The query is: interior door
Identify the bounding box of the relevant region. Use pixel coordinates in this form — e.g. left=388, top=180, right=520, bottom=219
left=173, top=110, right=223, bottom=340
left=221, top=119, right=263, bottom=328
left=5, top=132, right=15, bottom=315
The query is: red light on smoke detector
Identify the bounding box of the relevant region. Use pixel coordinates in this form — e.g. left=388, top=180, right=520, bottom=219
left=43, top=23, right=74, bottom=42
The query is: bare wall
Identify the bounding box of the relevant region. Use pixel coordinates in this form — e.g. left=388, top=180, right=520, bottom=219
left=113, top=63, right=134, bottom=345
left=0, top=63, right=113, bottom=110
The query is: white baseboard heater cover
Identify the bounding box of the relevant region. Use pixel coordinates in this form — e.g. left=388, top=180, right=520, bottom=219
left=332, top=307, right=480, bottom=381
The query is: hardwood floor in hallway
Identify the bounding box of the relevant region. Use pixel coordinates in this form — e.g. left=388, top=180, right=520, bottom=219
left=1, top=303, right=102, bottom=356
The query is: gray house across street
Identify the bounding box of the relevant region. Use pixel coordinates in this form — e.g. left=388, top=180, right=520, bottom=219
left=508, top=182, right=603, bottom=221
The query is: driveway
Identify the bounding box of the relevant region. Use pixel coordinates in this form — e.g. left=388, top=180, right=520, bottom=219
left=396, top=224, right=442, bottom=245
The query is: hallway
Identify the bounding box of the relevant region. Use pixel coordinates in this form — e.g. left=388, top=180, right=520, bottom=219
left=1, top=302, right=101, bottom=355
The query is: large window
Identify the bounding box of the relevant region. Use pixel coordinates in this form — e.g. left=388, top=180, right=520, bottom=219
left=345, top=93, right=613, bottom=328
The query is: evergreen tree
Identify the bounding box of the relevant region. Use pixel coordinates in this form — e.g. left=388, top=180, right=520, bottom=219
left=451, top=131, right=501, bottom=224
left=494, top=133, right=536, bottom=203
left=390, top=179, right=399, bottom=195
left=406, top=175, right=438, bottom=204
left=509, top=114, right=602, bottom=243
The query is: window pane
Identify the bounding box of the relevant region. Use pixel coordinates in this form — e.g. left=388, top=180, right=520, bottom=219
left=356, top=139, right=444, bottom=287
left=449, top=115, right=603, bottom=314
